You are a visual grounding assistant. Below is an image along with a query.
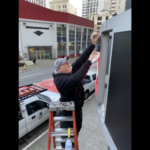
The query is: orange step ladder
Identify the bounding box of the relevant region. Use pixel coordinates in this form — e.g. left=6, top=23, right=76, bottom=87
left=47, top=101, right=79, bottom=150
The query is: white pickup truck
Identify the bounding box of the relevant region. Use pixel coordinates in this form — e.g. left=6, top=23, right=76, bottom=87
left=19, top=71, right=96, bottom=139
left=82, top=70, right=97, bottom=100
left=19, top=84, right=60, bottom=139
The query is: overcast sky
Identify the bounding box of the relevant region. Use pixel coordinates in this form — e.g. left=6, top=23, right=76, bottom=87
left=45, top=0, right=82, bottom=17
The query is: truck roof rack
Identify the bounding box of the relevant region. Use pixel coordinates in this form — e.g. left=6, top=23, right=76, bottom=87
left=19, top=84, right=47, bottom=102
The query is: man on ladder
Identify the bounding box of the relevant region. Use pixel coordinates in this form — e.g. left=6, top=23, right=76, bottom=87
left=52, top=32, right=99, bottom=148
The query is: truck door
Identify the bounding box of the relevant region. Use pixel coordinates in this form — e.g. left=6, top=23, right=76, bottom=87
left=37, top=100, right=49, bottom=123
left=19, top=105, right=28, bottom=139
left=25, top=100, right=49, bottom=131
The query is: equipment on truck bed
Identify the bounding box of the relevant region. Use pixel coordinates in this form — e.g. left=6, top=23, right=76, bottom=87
left=19, top=84, right=47, bottom=102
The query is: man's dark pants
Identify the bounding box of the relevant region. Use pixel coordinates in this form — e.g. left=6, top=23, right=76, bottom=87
left=59, top=109, right=82, bottom=148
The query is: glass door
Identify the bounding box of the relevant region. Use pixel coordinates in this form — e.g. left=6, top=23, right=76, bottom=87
left=37, top=52, right=41, bottom=59
left=41, top=52, right=44, bottom=59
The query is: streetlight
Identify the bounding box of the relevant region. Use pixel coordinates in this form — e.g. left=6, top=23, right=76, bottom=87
left=100, top=9, right=117, bottom=17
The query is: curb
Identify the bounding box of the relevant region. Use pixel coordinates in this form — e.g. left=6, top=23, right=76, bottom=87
left=19, top=65, right=53, bottom=73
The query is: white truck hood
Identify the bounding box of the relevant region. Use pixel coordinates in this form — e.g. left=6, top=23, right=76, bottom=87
left=41, top=91, right=60, bottom=102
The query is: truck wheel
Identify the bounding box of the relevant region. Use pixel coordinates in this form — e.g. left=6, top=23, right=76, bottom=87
left=84, top=91, right=89, bottom=100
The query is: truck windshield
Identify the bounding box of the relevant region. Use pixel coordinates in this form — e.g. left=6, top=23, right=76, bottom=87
left=36, top=94, right=52, bottom=103
left=83, top=75, right=90, bottom=80
left=82, top=75, right=91, bottom=85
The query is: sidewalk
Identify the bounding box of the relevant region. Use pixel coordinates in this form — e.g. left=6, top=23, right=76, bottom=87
left=23, top=95, right=108, bottom=150
left=19, top=57, right=79, bottom=73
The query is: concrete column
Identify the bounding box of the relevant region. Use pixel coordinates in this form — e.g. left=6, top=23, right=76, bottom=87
left=86, top=28, right=88, bottom=48
left=66, top=24, right=69, bottom=56
left=81, top=27, right=83, bottom=50
left=54, top=23, right=57, bottom=58
left=97, top=32, right=109, bottom=105
left=74, top=26, right=76, bottom=57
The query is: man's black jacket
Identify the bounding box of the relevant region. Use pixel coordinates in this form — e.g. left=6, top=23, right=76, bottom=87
left=52, top=44, right=95, bottom=111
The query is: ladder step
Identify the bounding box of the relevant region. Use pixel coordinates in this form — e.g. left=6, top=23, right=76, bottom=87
left=55, top=128, right=74, bottom=132
left=51, top=132, right=74, bottom=137
left=55, top=137, right=74, bottom=143
left=53, top=116, right=73, bottom=122
left=51, top=128, right=74, bottom=137
left=50, top=146, right=76, bottom=150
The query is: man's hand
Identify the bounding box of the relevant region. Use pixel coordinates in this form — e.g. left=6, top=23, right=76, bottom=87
left=90, top=32, right=100, bottom=45
left=88, top=49, right=99, bottom=62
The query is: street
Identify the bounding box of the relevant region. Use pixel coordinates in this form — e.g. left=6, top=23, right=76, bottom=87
left=19, top=62, right=97, bottom=87
left=19, top=67, right=55, bottom=87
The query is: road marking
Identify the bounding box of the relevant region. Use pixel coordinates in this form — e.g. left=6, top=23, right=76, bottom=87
left=20, top=73, right=41, bottom=79
left=22, top=121, right=60, bottom=150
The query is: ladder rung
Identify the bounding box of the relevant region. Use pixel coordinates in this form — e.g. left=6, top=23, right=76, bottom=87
left=55, top=128, right=74, bottom=132
left=50, top=148, right=76, bottom=150
left=55, top=137, right=74, bottom=143
left=51, top=132, right=74, bottom=137
left=50, top=146, right=76, bottom=150
left=53, top=116, right=73, bottom=121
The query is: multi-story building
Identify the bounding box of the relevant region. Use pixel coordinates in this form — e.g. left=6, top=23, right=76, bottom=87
left=19, top=0, right=94, bottom=60
left=93, top=13, right=112, bottom=32
left=104, top=0, right=126, bottom=15
left=82, top=0, right=126, bottom=31
left=25, top=0, right=46, bottom=7
left=50, top=0, right=77, bottom=15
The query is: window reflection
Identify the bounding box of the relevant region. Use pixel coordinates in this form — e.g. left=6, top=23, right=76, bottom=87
left=82, top=28, right=87, bottom=51
left=69, top=25, right=75, bottom=57
left=76, top=27, right=81, bottom=54
left=57, top=24, right=67, bottom=56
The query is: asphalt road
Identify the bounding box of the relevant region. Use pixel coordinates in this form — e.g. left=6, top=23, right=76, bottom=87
left=19, top=67, right=54, bottom=87
left=19, top=62, right=97, bottom=87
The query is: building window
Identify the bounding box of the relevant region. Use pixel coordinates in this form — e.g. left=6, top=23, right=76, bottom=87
left=69, top=25, right=75, bottom=56
left=106, top=16, right=108, bottom=20
left=98, top=17, right=102, bottom=20
left=59, top=6, right=61, bottom=8
left=97, top=22, right=101, bottom=25
left=57, top=24, right=67, bottom=56
left=82, top=28, right=87, bottom=51
left=93, top=17, right=94, bottom=20
left=76, top=27, right=82, bottom=54
left=118, top=6, right=120, bottom=9
left=97, top=27, right=100, bottom=30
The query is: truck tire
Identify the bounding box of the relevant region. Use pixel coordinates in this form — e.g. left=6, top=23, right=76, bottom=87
left=84, top=91, right=89, bottom=100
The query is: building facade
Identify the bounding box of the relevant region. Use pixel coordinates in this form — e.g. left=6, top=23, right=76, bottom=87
left=25, top=0, right=46, bottom=7
left=93, top=13, right=112, bottom=32
left=82, top=0, right=126, bottom=32
left=50, top=0, right=77, bottom=15
left=104, top=0, right=126, bottom=15
left=19, top=0, right=94, bottom=61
